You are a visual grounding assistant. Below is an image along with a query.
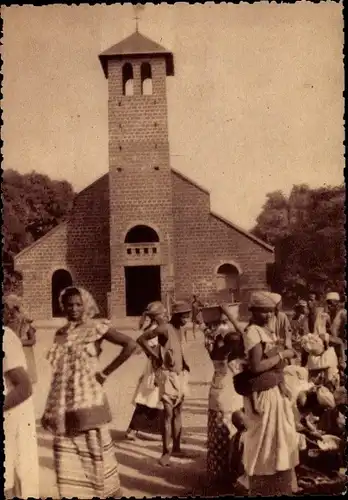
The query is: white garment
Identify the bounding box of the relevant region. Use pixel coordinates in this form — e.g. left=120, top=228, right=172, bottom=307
left=243, top=386, right=299, bottom=476
left=242, top=324, right=299, bottom=477
left=283, top=365, right=314, bottom=404
left=3, top=327, right=39, bottom=497
left=133, top=357, right=163, bottom=409
left=209, top=359, right=244, bottom=414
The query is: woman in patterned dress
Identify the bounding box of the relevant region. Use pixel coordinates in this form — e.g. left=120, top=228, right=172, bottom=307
left=41, top=286, right=137, bottom=499
left=205, top=306, right=244, bottom=492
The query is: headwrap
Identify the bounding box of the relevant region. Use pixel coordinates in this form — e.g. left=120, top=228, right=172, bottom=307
left=144, top=301, right=166, bottom=318
left=3, top=293, right=23, bottom=312
left=249, top=291, right=276, bottom=311
left=301, top=333, right=325, bottom=356
left=316, top=386, right=336, bottom=409
left=269, top=293, right=282, bottom=306
left=59, top=286, right=100, bottom=320
left=326, top=292, right=340, bottom=302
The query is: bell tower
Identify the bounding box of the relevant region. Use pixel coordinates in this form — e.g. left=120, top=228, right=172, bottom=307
left=99, top=32, right=175, bottom=317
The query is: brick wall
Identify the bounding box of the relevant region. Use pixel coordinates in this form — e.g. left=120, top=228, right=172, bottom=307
left=66, top=174, right=110, bottom=317
left=172, top=170, right=274, bottom=314
left=14, top=223, right=69, bottom=319
left=107, top=57, right=174, bottom=317
left=15, top=174, right=111, bottom=319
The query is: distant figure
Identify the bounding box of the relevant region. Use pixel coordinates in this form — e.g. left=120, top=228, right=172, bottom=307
left=324, top=292, right=346, bottom=372
left=269, top=293, right=293, bottom=350
left=307, top=292, right=320, bottom=333
left=291, top=300, right=310, bottom=340
left=3, top=294, right=38, bottom=384
left=3, top=326, right=39, bottom=499
left=191, top=294, right=204, bottom=340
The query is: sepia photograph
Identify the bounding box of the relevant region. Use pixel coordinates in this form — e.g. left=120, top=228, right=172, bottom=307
left=1, top=2, right=345, bottom=498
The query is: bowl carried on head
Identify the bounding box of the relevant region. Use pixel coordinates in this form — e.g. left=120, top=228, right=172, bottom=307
left=201, top=302, right=240, bottom=326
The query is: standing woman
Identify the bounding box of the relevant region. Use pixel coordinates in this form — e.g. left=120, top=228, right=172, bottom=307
left=3, top=325, right=39, bottom=498
left=205, top=307, right=244, bottom=493
left=241, top=292, right=299, bottom=496
left=41, top=286, right=137, bottom=499
left=125, top=302, right=166, bottom=440
left=3, top=294, right=38, bottom=384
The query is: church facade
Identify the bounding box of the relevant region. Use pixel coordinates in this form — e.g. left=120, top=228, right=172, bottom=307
left=14, top=31, right=274, bottom=320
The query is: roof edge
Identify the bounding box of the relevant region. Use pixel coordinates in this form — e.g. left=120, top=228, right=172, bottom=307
left=14, top=221, right=68, bottom=263
left=171, top=167, right=210, bottom=196
left=211, top=211, right=274, bottom=253
left=15, top=173, right=109, bottom=263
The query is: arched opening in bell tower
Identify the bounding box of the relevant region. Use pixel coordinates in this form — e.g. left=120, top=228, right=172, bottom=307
left=141, top=62, right=153, bottom=95
left=124, top=225, right=161, bottom=316
left=122, top=63, right=134, bottom=96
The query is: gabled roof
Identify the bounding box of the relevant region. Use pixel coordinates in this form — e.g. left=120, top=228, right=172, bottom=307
left=211, top=211, right=274, bottom=253
left=171, top=167, right=274, bottom=253
left=99, top=31, right=174, bottom=78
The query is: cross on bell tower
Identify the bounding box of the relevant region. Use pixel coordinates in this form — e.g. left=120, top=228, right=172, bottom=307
left=133, top=5, right=145, bottom=33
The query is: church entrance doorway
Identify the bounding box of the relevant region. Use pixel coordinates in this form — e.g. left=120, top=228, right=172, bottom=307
left=52, top=269, right=73, bottom=317
left=125, top=265, right=161, bottom=316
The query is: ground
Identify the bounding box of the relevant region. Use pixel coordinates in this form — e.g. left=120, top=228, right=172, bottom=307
left=33, top=321, right=213, bottom=498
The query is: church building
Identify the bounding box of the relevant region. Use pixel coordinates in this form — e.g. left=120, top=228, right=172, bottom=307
left=14, top=30, right=274, bottom=320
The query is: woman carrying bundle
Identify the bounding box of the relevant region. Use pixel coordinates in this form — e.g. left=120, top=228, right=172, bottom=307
left=235, top=291, right=299, bottom=496
left=204, top=304, right=244, bottom=492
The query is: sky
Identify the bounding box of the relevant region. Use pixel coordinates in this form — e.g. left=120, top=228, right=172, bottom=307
left=2, top=2, right=344, bottom=230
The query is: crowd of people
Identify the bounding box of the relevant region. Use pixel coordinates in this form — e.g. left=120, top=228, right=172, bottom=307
left=2, top=287, right=346, bottom=498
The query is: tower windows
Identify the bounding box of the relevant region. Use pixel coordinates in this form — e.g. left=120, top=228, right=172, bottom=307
left=122, top=63, right=134, bottom=96
left=141, top=62, right=153, bottom=95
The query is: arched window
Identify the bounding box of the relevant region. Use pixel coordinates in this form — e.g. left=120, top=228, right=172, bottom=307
left=216, top=263, right=240, bottom=302
left=122, top=63, right=134, bottom=96
left=125, top=225, right=159, bottom=243
left=141, top=62, right=153, bottom=95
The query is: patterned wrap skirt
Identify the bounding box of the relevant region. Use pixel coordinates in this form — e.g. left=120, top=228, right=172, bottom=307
left=207, top=409, right=232, bottom=482
left=53, top=425, right=122, bottom=499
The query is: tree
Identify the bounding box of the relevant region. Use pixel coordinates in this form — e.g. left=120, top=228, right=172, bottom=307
left=252, top=183, right=345, bottom=300
left=252, top=190, right=290, bottom=245
left=2, top=169, right=75, bottom=293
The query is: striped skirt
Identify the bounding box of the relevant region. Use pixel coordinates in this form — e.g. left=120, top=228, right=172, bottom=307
left=53, top=426, right=122, bottom=499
